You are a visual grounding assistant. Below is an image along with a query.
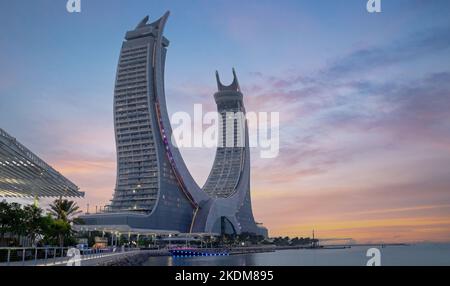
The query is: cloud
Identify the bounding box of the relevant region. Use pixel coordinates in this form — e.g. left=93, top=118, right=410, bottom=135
left=324, top=26, right=450, bottom=78
left=243, top=25, right=450, bottom=242
left=253, top=174, right=450, bottom=242
left=2, top=10, right=450, bottom=243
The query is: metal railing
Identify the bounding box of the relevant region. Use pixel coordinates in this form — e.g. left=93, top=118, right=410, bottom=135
left=0, top=247, right=135, bottom=266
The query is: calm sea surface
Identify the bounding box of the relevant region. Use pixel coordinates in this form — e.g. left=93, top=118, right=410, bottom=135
left=142, top=244, right=450, bottom=266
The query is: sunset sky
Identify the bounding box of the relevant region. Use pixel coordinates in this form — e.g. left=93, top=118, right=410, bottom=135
left=1, top=0, right=450, bottom=243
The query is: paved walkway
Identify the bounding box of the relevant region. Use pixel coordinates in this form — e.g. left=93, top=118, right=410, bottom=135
left=0, top=250, right=146, bottom=266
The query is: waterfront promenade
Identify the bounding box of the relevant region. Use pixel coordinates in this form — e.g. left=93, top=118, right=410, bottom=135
left=0, top=246, right=279, bottom=266
left=1, top=244, right=406, bottom=266
left=0, top=247, right=151, bottom=266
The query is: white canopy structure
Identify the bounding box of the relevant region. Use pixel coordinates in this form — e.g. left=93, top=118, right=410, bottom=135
left=0, top=128, right=83, bottom=198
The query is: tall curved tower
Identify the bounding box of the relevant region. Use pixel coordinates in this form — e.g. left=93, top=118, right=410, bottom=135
left=192, top=69, right=259, bottom=235
left=80, top=12, right=267, bottom=237
left=203, top=69, right=246, bottom=198
left=85, top=12, right=202, bottom=232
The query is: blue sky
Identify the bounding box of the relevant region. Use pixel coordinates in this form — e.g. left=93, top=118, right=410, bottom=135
left=1, top=0, right=450, bottom=242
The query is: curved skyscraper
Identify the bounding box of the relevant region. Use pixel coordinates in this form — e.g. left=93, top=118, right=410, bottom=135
left=203, top=69, right=247, bottom=198
left=81, top=12, right=267, bottom=237
left=193, top=69, right=259, bottom=235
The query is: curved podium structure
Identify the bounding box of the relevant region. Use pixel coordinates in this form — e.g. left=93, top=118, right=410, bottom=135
left=81, top=12, right=267, bottom=237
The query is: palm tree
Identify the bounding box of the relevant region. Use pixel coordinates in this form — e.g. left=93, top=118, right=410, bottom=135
left=48, top=198, right=83, bottom=247
left=48, top=197, right=82, bottom=223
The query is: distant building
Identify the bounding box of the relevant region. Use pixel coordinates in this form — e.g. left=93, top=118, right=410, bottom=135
left=0, top=128, right=83, bottom=199
left=80, top=12, right=267, bottom=238
left=256, top=223, right=269, bottom=238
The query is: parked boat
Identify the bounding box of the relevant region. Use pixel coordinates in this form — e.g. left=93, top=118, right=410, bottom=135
left=169, top=248, right=229, bottom=257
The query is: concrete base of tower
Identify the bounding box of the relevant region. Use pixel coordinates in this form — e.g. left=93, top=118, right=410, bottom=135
left=78, top=211, right=192, bottom=234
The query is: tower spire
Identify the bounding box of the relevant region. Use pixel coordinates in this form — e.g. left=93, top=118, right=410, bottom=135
left=136, top=15, right=149, bottom=29
left=215, top=70, right=222, bottom=91
left=215, top=68, right=241, bottom=92
left=232, top=67, right=240, bottom=92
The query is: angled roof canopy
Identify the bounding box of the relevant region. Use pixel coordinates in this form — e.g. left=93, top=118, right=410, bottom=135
left=0, top=128, right=83, bottom=198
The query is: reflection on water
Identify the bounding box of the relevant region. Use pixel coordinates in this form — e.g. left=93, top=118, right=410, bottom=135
left=142, top=244, right=450, bottom=266
left=146, top=252, right=256, bottom=267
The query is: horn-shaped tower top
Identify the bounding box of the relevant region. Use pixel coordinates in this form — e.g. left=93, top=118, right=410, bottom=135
left=136, top=15, right=150, bottom=29
left=125, top=11, right=170, bottom=44
left=216, top=68, right=241, bottom=92
left=135, top=11, right=170, bottom=29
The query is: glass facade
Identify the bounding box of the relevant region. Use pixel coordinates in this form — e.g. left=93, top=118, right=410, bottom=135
left=203, top=87, right=247, bottom=198
left=110, top=20, right=166, bottom=213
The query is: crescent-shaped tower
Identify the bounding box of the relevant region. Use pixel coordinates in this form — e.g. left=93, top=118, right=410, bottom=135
left=80, top=12, right=267, bottom=238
